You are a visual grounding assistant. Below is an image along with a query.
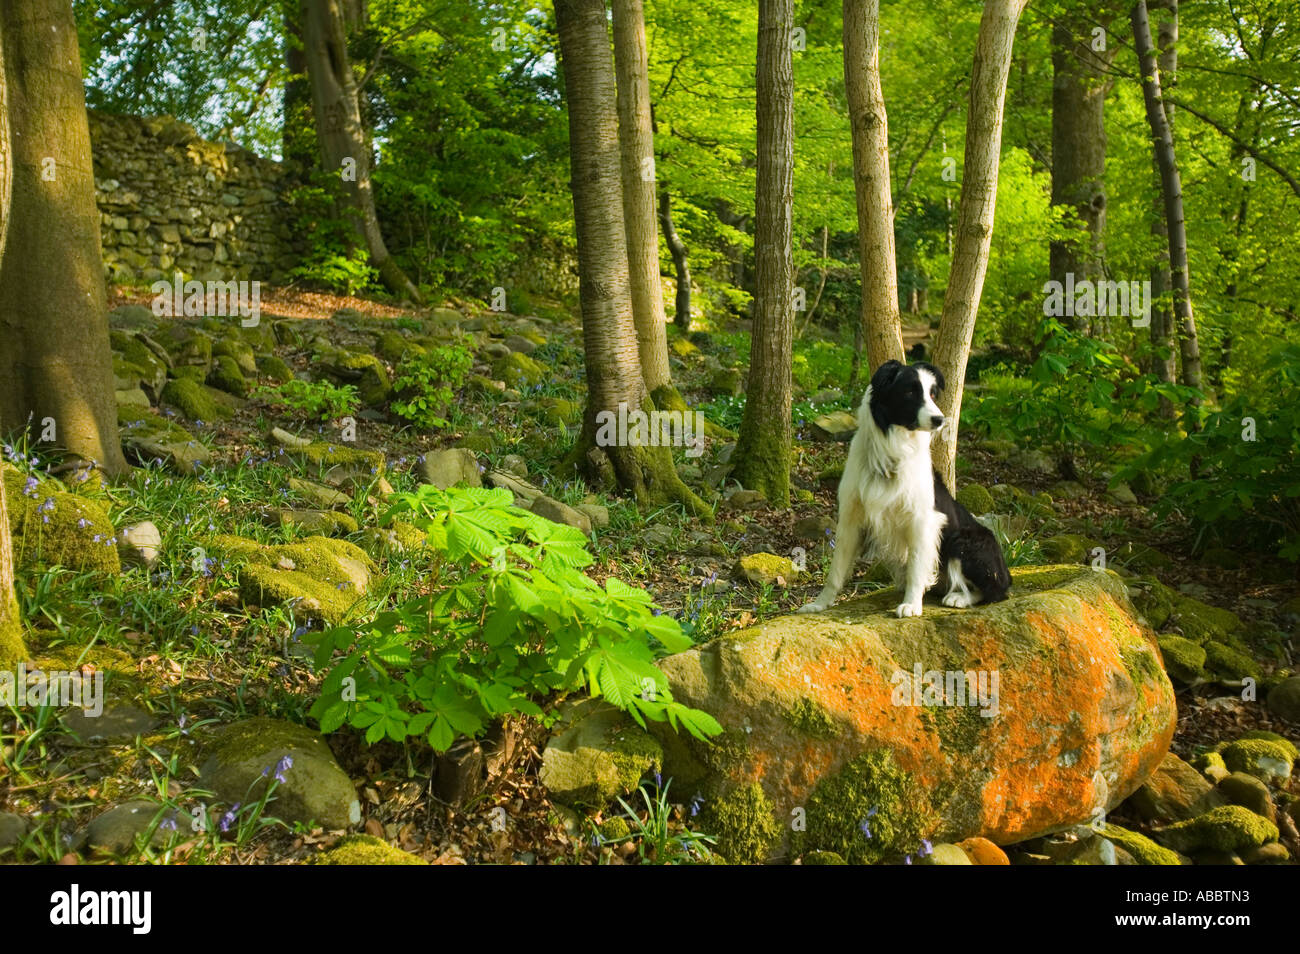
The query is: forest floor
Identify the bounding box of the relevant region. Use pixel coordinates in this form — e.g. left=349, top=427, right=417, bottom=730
left=1, top=285, right=1296, bottom=865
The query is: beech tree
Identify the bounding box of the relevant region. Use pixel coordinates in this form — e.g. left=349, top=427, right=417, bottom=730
left=732, top=0, right=795, bottom=507
left=1050, top=6, right=1118, bottom=336
left=300, top=0, right=420, bottom=300
left=611, top=0, right=682, bottom=410
left=930, top=0, right=1029, bottom=488
left=843, top=0, right=905, bottom=374
left=553, top=0, right=708, bottom=517
left=0, top=19, right=25, bottom=668
left=1133, top=0, right=1202, bottom=402
left=0, top=0, right=129, bottom=477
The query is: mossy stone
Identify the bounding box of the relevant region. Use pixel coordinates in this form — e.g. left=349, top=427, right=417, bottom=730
left=2, top=466, right=120, bottom=577
left=207, top=354, right=248, bottom=396
left=734, top=552, right=797, bottom=586
left=698, top=781, right=782, bottom=865
left=160, top=376, right=231, bottom=421
left=1041, top=534, right=1093, bottom=564
left=1156, top=805, right=1278, bottom=854
left=1170, top=595, right=1242, bottom=644
left=200, top=717, right=361, bottom=830
left=313, top=835, right=426, bottom=865
left=209, top=534, right=373, bottom=624
left=790, top=749, right=933, bottom=865
left=1218, top=738, right=1294, bottom=781
left=1203, top=641, right=1260, bottom=681
left=539, top=700, right=663, bottom=810
left=1157, top=635, right=1207, bottom=684
left=492, top=351, right=546, bottom=388
left=212, top=336, right=258, bottom=375
left=256, top=354, right=294, bottom=382
left=955, top=483, right=995, bottom=515
left=802, top=850, right=847, bottom=865
left=1100, top=824, right=1182, bottom=865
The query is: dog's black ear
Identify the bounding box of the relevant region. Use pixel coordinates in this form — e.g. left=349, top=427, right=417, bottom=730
left=868, top=360, right=903, bottom=432
left=870, top=360, right=904, bottom=393
left=917, top=362, right=945, bottom=393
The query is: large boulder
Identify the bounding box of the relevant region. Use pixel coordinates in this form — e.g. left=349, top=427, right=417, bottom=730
left=650, top=565, right=1175, bottom=861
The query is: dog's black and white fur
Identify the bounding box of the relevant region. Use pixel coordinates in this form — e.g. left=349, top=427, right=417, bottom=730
left=798, top=360, right=1011, bottom=618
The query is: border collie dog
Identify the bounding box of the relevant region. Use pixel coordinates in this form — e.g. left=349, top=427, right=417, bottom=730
left=798, top=360, right=1010, bottom=618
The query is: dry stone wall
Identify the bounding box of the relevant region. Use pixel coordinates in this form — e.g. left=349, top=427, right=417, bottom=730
left=89, top=112, right=301, bottom=286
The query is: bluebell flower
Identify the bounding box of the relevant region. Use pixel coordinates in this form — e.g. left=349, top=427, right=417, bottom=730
left=219, top=804, right=241, bottom=833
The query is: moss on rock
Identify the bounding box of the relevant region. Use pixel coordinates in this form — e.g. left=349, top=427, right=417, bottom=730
left=1204, top=641, right=1260, bottom=681
left=256, top=354, right=295, bottom=382
left=1100, top=824, right=1182, bottom=865
left=1156, top=804, right=1278, bottom=854
left=313, top=834, right=427, bottom=865
left=1157, top=635, right=1207, bottom=684
left=2, top=466, right=120, bottom=576
left=160, top=376, right=231, bottom=421
left=785, top=697, right=838, bottom=740
left=207, top=354, right=248, bottom=396
left=538, top=700, right=663, bottom=810
left=492, top=350, right=546, bottom=388
left=790, top=749, right=934, bottom=865
left=1218, top=738, right=1295, bottom=780
left=208, top=534, right=373, bottom=624
left=734, top=552, right=797, bottom=586
left=954, top=483, right=995, bottom=515
left=698, top=781, right=782, bottom=866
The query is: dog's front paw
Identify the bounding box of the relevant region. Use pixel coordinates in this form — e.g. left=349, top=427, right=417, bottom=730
left=942, top=592, right=973, bottom=608
left=797, top=601, right=829, bottom=614
left=895, top=601, right=923, bottom=618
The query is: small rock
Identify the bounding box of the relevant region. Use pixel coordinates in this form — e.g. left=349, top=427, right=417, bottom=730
left=734, top=553, right=797, bottom=587
left=641, top=524, right=675, bottom=549
left=81, top=801, right=192, bottom=855
left=531, top=496, right=592, bottom=535
left=722, top=489, right=767, bottom=511
left=0, top=812, right=29, bottom=848
left=1266, top=676, right=1300, bottom=723
left=1217, top=772, right=1275, bottom=822
left=503, top=334, right=537, bottom=355
left=1239, top=842, right=1289, bottom=864
left=915, top=843, right=972, bottom=865
left=955, top=836, right=1009, bottom=865
left=1127, top=752, right=1224, bottom=823
left=418, top=448, right=483, bottom=490
left=499, top=454, right=528, bottom=478
left=793, top=515, right=835, bottom=541
left=117, top=521, right=163, bottom=569
left=810, top=410, right=858, bottom=442
left=575, top=503, right=610, bottom=529
left=64, top=703, right=156, bottom=742
left=270, top=426, right=313, bottom=449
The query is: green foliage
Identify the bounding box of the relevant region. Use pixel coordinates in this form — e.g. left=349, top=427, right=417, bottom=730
left=283, top=178, right=379, bottom=295
left=962, top=319, right=1199, bottom=471
left=255, top=379, right=360, bottom=423
left=603, top=778, right=717, bottom=865
left=305, top=486, right=722, bottom=752
left=390, top=342, right=474, bottom=430
left=1124, top=344, right=1300, bottom=559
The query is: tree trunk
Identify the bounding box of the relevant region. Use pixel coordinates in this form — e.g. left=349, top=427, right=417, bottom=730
left=930, top=0, right=1029, bottom=489
left=733, top=0, right=795, bottom=508
left=843, top=0, right=904, bottom=374
left=554, top=0, right=709, bottom=519
left=282, top=2, right=317, bottom=177
left=0, top=0, right=129, bottom=477
left=612, top=0, right=674, bottom=398
left=300, top=0, right=420, bottom=301
left=658, top=190, right=692, bottom=332
left=1132, top=0, right=1201, bottom=402
left=1049, top=10, right=1115, bottom=336
left=1147, top=0, right=1176, bottom=407
left=0, top=17, right=24, bottom=668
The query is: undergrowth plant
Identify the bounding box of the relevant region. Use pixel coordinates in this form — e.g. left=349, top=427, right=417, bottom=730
left=390, top=342, right=474, bottom=429
left=305, top=485, right=722, bottom=750
left=254, top=379, right=359, bottom=422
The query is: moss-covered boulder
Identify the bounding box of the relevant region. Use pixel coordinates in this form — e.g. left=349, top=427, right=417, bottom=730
left=1153, top=804, right=1278, bottom=854
left=212, top=336, right=258, bottom=376
left=269, top=509, right=360, bottom=536
left=283, top=440, right=386, bottom=490
left=1100, top=824, right=1183, bottom=865
left=539, top=699, right=662, bottom=810
left=256, top=354, right=295, bottom=383
left=206, top=354, right=248, bottom=396
left=1170, top=595, right=1244, bottom=644
left=200, top=717, right=361, bottom=830
left=313, top=834, right=427, bottom=865
left=160, top=376, right=232, bottom=422
left=1156, top=635, right=1207, bottom=684
left=955, top=483, right=995, bottom=516
left=1204, top=640, right=1260, bottom=681
left=118, top=405, right=212, bottom=473
left=2, top=466, right=119, bottom=576
left=492, top=350, right=546, bottom=389
left=1218, top=737, right=1295, bottom=781
left=733, top=552, right=798, bottom=586
left=110, top=330, right=169, bottom=398
left=1040, top=534, right=1094, bottom=564
left=208, top=534, right=373, bottom=624
left=650, top=566, right=1176, bottom=859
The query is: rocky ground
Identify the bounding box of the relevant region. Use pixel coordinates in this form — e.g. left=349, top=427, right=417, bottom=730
left=0, top=286, right=1296, bottom=865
